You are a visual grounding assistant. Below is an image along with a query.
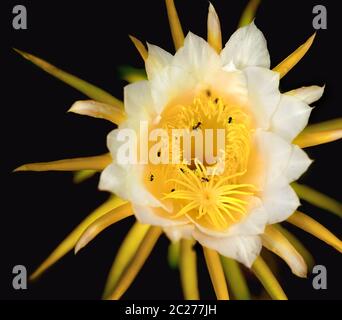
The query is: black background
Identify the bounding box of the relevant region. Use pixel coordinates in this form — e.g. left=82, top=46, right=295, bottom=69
left=0, top=0, right=341, bottom=300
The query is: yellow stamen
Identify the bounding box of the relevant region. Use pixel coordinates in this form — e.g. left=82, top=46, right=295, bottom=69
left=180, top=239, right=199, bottom=300
left=287, top=211, right=342, bottom=253
left=273, top=33, right=316, bottom=79
left=292, top=183, right=342, bottom=218
left=165, top=0, right=185, bottom=50
left=262, top=225, right=307, bottom=278
left=108, top=226, right=162, bottom=300
left=74, top=203, right=133, bottom=254
left=252, top=256, right=288, bottom=300
left=238, top=0, right=261, bottom=28
left=68, top=100, right=126, bottom=125
left=294, top=129, right=342, bottom=148
left=129, top=35, right=148, bottom=61
left=273, top=224, right=315, bottom=270
left=203, top=247, right=229, bottom=300
left=14, top=154, right=112, bottom=172
left=30, top=196, right=127, bottom=280
left=207, top=3, right=222, bottom=53
left=103, top=222, right=150, bottom=298
left=13, top=48, right=124, bottom=108
left=220, top=256, right=251, bottom=300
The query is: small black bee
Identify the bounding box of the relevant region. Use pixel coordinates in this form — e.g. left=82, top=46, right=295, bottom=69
left=171, top=188, right=175, bottom=192
left=201, top=177, right=210, bottom=182
left=192, top=121, right=202, bottom=130
left=228, top=117, right=233, bottom=124
left=150, top=174, right=154, bottom=181
left=180, top=168, right=186, bottom=173
left=214, top=98, right=219, bottom=104
left=157, top=151, right=161, bottom=157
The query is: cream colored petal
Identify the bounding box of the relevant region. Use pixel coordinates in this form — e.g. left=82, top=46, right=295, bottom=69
left=271, top=94, right=312, bottom=142
left=262, top=226, right=307, bottom=278
left=145, top=43, right=173, bottom=79
left=285, top=145, right=312, bottom=182
left=256, top=130, right=312, bottom=185
left=262, top=176, right=300, bottom=224
left=99, top=164, right=163, bottom=208
left=221, top=21, right=270, bottom=69
left=172, top=32, right=222, bottom=81
left=285, top=85, right=325, bottom=105
left=133, top=204, right=187, bottom=227
left=244, top=67, right=280, bottom=129
left=193, top=230, right=262, bottom=268
left=150, top=65, right=196, bottom=115
left=124, top=80, right=155, bottom=119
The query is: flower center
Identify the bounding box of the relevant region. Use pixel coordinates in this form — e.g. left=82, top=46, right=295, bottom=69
left=144, top=89, right=257, bottom=231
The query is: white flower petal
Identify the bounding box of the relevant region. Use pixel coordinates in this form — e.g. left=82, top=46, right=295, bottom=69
left=133, top=204, right=187, bottom=227
left=124, top=80, right=155, bottom=120
left=227, top=197, right=268, bottom=237
left=210, top=68, right=248, bottom=105
left=262, top=176, right=300, bottom=224
left=145, top=43, right=173, bottom=79
left=150, top=66, right=196, bottom=115
left=286, top=145, right=312, bottom=182
left=271, top=94, right=312, bottom=142
left=256, top=130, right=312, bottom=186
left=244, top=67, right=280, bottom=129
left=193, top=230, right=262, bottom=267
left=285, top=85, right=325, bottom=105
left=99, top=164, right=163, bottom=207
left=221, top=21, right=270, bottom=70
left=172, top=32, right=222, bottom=81
left=163, top=224, right=194, bottom=242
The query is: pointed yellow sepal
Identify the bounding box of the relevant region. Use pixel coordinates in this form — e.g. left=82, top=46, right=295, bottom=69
left=129, top=35, right=148, bottom=61
left=221, top=256, right=251, bottom=300
left=13, top=48, right=124, bottom=109
left=103, top=222, right=150, bottom=298
left=207, top=3, right=222, bottom=53
left=273, top=33, right=316, bottom=79
left=180, top=239, right=199, bottom=300
left=108, top=226, right=162, bottom=300
left=165, top=0, right=185, bottom=50
left=168, top=241, right=180, bottom=269
left=74, top=203, right=133, bottom=254
left=203, top=247, right=229, bottom=300
left=238, top=0, right=261, bottom=28
left=68, top=100, right=126, bottom=125
left=287, top=211, right=342, bottom=253
left=30, top=196, right=127, bottom=280
left=273, top=224, right=315, bottom=270
left=73, top=170, right=97, bottom=184
left=252, top=256, right=288, bottom=300
left=303, top=118, right=342, bottom=133
left=292, top=183, right=342, bottom=218
left=294, top=129, right=342, bottom=148
left=262, top=226, right=307, bottom=278
left=14, top=154, right=112, bottom=173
